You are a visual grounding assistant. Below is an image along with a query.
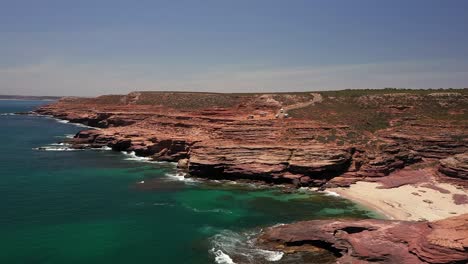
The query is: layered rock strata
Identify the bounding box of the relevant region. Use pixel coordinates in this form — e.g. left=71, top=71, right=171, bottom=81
left=35, top=91, right=468, bottom=187
left=257, top=214, right=468, bottom=264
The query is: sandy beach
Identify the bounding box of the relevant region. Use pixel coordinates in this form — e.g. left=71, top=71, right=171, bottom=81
left=330, top=181, right=468, bottom=221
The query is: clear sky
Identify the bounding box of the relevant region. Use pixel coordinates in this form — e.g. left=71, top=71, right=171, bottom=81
left=1, top=0, right=467, bottom=96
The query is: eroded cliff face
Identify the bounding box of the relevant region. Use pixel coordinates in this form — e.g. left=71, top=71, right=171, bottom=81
left=257, top=213, right=468, bottom=264
left=35, top=90, right=468, bottom=187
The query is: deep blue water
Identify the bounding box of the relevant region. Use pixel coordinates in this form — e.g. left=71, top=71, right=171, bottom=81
left=0, top=100, right=378, bottom=264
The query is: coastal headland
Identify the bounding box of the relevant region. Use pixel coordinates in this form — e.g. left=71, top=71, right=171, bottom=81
left=35, top=89, right=468, bottom=263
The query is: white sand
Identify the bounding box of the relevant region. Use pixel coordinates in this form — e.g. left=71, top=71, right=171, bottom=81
left=330, top=181, right=468, bottom=221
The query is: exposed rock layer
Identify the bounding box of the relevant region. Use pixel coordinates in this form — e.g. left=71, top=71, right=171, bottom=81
left=438, top=153, right=468, bottom=180
left=258, top=214, right=468, bottom=264
left=35, top=91, right=468, bottom=186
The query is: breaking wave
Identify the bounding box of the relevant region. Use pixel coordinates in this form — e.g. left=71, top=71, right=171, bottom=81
left=0, top=113, right=16, bottom=116
left=121, top=151, right=152, bottom=162
left=49, top=142, right=68, bottom=146
left=211, top=249, right=235, bottom=264
left=33, top=145, right=80, bottom=151
left=209, top=229, right=284, bottom=264
left=32, top=114, right=97, bottom=129
left=53, top=118, right=97, bottom=129
left=93, top=146, right=112, bottom=151
left=54, top=134, right=75, bottom=139
left=70, top=122, right=97, bottom=129
left=165, top=172, right=186, bottom=181
left=164, top=172, right=198, bottom=184
left=322, top=190, right=341, bottom=197
left=120, top=151, right=178, bottom=168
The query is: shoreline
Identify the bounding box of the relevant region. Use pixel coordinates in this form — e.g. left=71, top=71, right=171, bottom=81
left=35, top=113, right=468, bottom=223
left=329, top=181, right=468, bottom=221
left=330, top=186, right=403, bottom=220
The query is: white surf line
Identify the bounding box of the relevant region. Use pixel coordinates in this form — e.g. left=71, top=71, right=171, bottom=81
left=30, top=113, right=99, bottom=129
left=210, top=230, right=284, bottom=263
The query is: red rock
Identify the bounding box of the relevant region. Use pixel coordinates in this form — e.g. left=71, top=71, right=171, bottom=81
left=34, top=91, right=468, bottom=187
left=420, top=183, right=451, bottom=194
left=257, top=214, right=468, bottom=264
left=438, top=153, right=468, bottom=180
left=453, top=194, right=468, bottom=205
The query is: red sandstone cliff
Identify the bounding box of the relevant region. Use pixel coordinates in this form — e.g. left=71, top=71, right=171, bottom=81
left=35, top=90, right=467, bottom=187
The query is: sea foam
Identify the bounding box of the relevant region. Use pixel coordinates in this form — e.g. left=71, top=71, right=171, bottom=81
left=33, top=146, right=79, bottom=151
left=94, top=146, right=112, bottom=151
left=210, top=230, right=283, bottom=263
left=211, top=249, right=235, bottom=264
left=164, top=172, right=198, bottom=184
left=121, top=151, right=152, bottom=162
left=322, top=190, right=341, bottom=197
left=54, top=118, right=97, bottom=129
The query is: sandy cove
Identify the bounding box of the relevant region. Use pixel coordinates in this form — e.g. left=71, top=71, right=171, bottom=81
left=330, top=181, right=468, bottom=221
left=328, top=165, right=468, bottom=221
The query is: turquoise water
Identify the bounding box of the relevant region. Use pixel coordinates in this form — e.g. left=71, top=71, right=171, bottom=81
left=0, top=100, right=378, bottom=264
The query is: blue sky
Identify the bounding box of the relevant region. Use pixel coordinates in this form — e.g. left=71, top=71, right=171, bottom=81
left=1, top=0, right=467, bottom=96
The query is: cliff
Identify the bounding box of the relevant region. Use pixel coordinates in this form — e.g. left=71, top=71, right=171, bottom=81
left=35, top=90, right=467, bottom=187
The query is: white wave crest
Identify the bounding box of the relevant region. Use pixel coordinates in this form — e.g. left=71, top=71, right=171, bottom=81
left=264, top=251, right=284, bottom=261
left=31, top=113, right=50, bottom=117
left=271, top=223, right=285, bottom=228
left=93, top=146, right=112, bottom=151
left=165, top=171, right=198, bottom=182
left=72, top=122, right=98, bottom=129
left=0, top=113, right=16, bottom=116
left=49, top=142, right=68, bottom=146
left=33, top=146, right=79, bottom=151
left=120, top=151, right=180, bottom=168
left=33, top=141, right=83, bottom=151
left=121, top=151, right=152, bottom=162
left=165, top=172, right=186, bottom=181
left=210, top=230, right=283, bottom=263
left=322, top=190, right=341, bottom=197
left=211, top=249, right=235, bottom=264
left=298, top=186, right=317, bottom=192
left=44, top=117, right=97, bottom=129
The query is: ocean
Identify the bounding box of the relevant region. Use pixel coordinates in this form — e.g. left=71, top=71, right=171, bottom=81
left=0, top=100, right=378, bottom=264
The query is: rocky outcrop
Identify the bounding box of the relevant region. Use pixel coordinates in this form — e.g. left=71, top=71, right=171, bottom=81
left=378, top=124, right=467, bottom=159
left=188, top=144, right=352, bottom=185
left=438, top=153, right=468, bottom=180
left=257, top=214, right=468, bottom=264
